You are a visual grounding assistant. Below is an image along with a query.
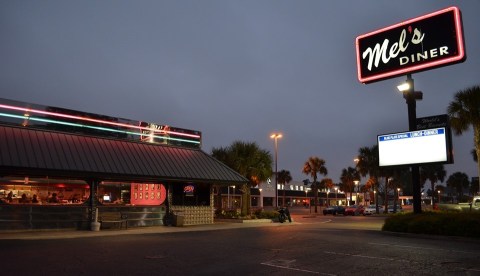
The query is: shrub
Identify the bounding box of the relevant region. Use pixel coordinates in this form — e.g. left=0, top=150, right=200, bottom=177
left=254, top=209, right=279, bottom=219
left=382, top=211, right=480, bottom=238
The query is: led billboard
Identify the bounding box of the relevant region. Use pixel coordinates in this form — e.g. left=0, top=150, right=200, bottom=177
left=378, top=127, right=452, bottom=167
left=356, top=6, right=465, bottom=84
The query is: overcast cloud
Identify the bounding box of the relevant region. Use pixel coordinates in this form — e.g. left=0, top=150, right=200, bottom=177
left=1, top=0, right=479, bottom=184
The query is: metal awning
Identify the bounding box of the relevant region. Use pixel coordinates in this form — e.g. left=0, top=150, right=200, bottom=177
left=0, top=125, right=247, bottom=184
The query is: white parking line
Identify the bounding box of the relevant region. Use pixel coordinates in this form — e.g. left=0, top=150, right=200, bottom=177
left=260, top=259, right=336, bottom=275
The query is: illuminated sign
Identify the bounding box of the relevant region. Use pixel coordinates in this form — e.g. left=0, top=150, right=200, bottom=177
left=0, top=98, right=202, bottom=148
left=131, top=183, right=166, bottom=205
left=356, top=6, right=465, bottom=84
left=377, top=127, right=452, bottom=167
left=184, top=184, right=195, bottom=197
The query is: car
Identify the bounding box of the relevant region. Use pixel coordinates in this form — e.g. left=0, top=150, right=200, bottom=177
left=387, top=205, right=403, bottom=213
left=344, top=205, right=364, bottom=216
left=323, top=206, right=345, bottom=216
left=363, top=204, right=384, bottom=215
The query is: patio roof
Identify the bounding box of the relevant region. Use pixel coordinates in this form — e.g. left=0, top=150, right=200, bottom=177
left=0, top=124, right=247, bottom=184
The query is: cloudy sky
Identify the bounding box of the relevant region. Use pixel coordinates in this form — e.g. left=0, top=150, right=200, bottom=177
left=1, top=1, right=479, bottom=184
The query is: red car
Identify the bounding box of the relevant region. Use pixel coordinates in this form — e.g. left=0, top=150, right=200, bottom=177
left=344, top=205, right=364, bottom=216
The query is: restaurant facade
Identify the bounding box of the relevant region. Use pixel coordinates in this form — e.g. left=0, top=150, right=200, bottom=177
left=0, top=98, right=247, bottom=231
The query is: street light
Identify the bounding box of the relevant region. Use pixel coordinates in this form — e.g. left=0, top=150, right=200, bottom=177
left=259, top=188, right=263, bottom=208
left=232, top=185, right=236, bottom=209
left=334, top=187, right=338, bottom=206
left=354, top=180, right=359, bottom=205
left=270, top=133, right=282, bottom=208
left=397, top=75, right=423, bottom=214
left=437, top=190, right=441, bottom=203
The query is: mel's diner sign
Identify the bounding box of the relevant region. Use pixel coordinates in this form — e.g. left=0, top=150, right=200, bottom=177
left=356, top=6, right=466, bottom=84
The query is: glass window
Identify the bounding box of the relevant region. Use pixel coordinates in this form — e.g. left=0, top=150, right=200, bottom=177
left=99, top=182, right=166, bottom=206
left=0, top=177, right=89, bottom=205
left=171, top=183, right=210, bottom=206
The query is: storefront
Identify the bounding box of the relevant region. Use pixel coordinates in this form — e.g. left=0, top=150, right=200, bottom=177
left=0, top=98, right=247, bottom=230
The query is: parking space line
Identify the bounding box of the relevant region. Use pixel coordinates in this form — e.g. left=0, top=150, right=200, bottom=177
left=260, top=259, right=336, bottom=275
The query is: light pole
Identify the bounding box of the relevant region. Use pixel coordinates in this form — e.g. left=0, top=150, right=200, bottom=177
left=397, top=75, right=423, bottom=214
left=437, top=190, right=441, bottom=204
left=354, top=180, right=359, bottom=205
left=397, top=188, right=401, bottom=205
left=326, top=189, right=330, bottom=206
left=259, top=188, right=263, bottom=208
left=232, top=185, right=236, bottom=209
left=270, top=133, right=282, bottom=208
left=334, top=187, right=338, bottom=206
left=305, top=189, right=308, bottom=208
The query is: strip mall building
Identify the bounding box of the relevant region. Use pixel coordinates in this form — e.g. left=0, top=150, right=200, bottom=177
left=0, top=98, right=247, bottom=230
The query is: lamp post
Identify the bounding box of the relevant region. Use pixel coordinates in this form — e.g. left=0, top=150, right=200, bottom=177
left=334, top=187, right=338, bottom=206
left=259, top=188, right=263, bottom=208
left=270, top=133, right=282, bottom=208
left=397, top=188, right=401, bottom=205
left=305, top=189, right=308, bottom=209
left=326, top=189, right=330, bottom=206
left=437, top=190, right=441, bottom=204
left=397, top=75, right=423, bottom=214
left=227, top=185, right=230, bottom=209
left=232, top=185, right=236, bottom=209
left=354, top=180, right=359, bottom=205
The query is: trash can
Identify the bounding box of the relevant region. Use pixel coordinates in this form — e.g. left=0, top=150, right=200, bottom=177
left=173, top=212, right=184, bottom=227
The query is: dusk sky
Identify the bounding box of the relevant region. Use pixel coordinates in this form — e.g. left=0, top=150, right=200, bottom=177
left=1, top=1, right=479, bottom=185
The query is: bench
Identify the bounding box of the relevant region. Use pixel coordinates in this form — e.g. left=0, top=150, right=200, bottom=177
left=99, top=212, right=128, bottom=230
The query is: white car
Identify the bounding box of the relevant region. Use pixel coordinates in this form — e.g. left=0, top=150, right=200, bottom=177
left=387, top=205, right=403, bottom=213
left=363, top=204, right=384, bottom=215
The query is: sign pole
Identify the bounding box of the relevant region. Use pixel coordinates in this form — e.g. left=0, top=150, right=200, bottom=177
left=404, top=74, right=422, bottom=214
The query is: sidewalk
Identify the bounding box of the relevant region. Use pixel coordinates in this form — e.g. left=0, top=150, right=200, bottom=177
left=0, top=207, right=324, bottom=240
left=0, top=220, right=297, bottom=240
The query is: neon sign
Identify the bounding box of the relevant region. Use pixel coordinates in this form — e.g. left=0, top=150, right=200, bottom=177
left=0, top=98, right=202, bottom=148
left=356, top=6, right=465, bottom=84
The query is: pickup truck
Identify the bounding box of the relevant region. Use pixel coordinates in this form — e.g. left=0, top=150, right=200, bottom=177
left=438, top=196, right=480, bottom=212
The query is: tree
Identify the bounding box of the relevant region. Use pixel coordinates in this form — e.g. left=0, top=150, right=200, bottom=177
left=356, top=146, right=380, bottom=212
left=420, top=164, right=446, bottom=205
left=446, top=172, right=470, bottom=200
left=320, top=178, right=334, bottom=206
left=302, top=157, right=328, bottom=213
left=277, top=169, right=292, bottom=206
left=447, top=85, right=480, bottom=194
left=212, top=141, right=272, bottom=215
left=340, top=167, right=359, bottom=206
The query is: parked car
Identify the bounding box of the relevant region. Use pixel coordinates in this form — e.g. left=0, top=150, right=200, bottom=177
left=323, top=206, right=345, bottom=216
left=344, top=205, right=364, bottom=216
left=387, top=205, right=403, bottom=213
left=363, top=204, right=384, bottom=215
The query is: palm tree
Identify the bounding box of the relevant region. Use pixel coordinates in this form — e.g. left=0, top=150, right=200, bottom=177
left=340, top=167, right=359, bottom=206
left=446, top=172, right=470, bottom=200
left=277, top=169, right=292, bottom=206
left=302, top=156, right=328, bottom=213
left=356, top=146, right=380, bottom=212
left=447, top=85, right=480, bottom=194
left=212, top=141, right=272, bottom=215
left=320, top=178, right=334, bottom=205
left=420, top=164, right=446, bottom=205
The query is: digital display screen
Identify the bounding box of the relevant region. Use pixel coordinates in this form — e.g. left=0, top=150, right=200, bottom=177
left=378, top=127, right=451, bottom=166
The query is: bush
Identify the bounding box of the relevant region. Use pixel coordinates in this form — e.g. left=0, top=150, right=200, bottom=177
left=215, top=209, right=240, bottom=219
left=382, top=211, right=480, bottom=238
left=215, top=208, right=278, bottom=220
left=254, top=209, right=279, bottom=219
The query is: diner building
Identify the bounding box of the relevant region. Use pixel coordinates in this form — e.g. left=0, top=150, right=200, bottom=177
left=0, top=98, right=247, bottom=231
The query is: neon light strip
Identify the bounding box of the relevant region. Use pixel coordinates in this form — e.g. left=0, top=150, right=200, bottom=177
left=0, top=103, right=201, bottom=139
left=0, top=112, right=200, bottom=145
left=356, top=6, right=465, bottom=83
